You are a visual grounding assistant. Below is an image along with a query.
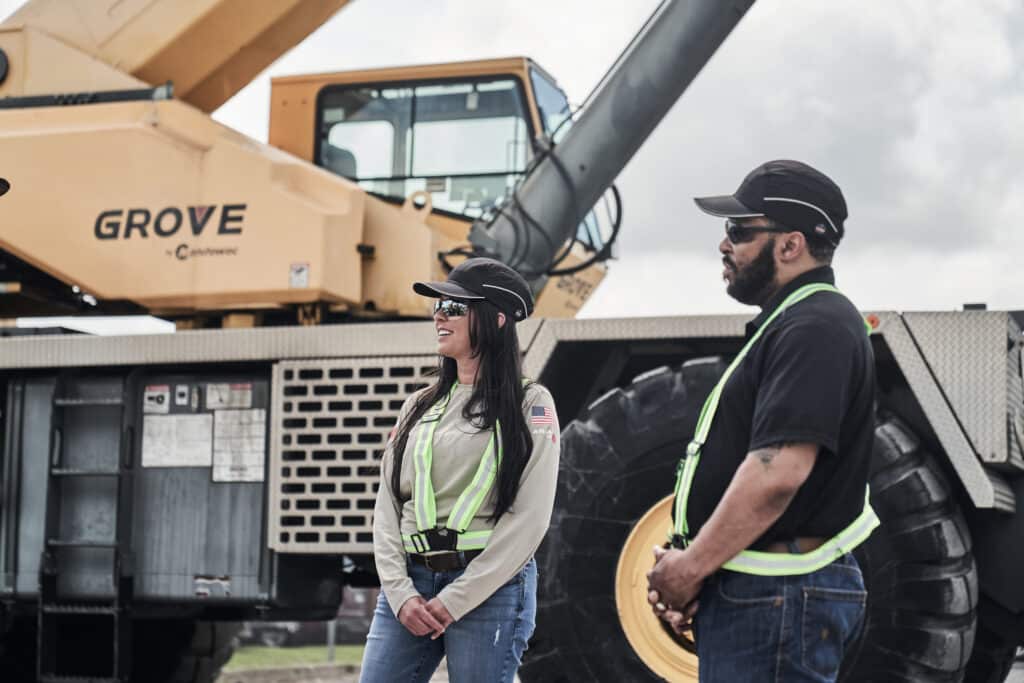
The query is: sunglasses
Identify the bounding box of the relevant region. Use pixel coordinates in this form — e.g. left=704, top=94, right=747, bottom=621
left=433, top=298, right=470, bottom=318
left=724, top=219, right=789, bottom=244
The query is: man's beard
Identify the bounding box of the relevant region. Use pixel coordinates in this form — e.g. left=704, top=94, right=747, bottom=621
left=726, top=239, right=777, bottom=306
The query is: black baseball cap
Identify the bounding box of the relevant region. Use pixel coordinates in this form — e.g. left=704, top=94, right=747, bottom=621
left=0, top=178, right=9, bottom=197
left=694, top=160, right=847, bottom=246
left=413, top=257, right=534, bottom=322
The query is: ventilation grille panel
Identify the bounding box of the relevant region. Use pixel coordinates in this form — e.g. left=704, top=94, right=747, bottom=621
left=269, top=357, right=435, bottom=553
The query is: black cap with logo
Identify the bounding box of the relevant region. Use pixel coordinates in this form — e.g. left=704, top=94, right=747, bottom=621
left=694, top=160, right=847, bottom=246
left=413, top=257, right=535, bottom=322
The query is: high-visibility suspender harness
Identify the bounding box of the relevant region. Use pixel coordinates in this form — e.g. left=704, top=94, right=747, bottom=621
left=671, top=283, right=880, bottom=576
left=401, top=384, right=501, bottom=554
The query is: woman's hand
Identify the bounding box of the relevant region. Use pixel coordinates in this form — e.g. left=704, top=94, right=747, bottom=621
left=397, top=596, right=447, bottom=638
left=424, top=598, right=455, bottom=639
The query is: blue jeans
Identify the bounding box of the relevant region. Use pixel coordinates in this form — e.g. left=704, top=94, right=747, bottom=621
left=694, top=552, right=866, bottom=683
left=360, top=558, right=537, bottom=683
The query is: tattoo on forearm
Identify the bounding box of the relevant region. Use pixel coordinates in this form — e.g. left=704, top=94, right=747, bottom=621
left=752, top=447, right=779, bottom=466
left=750, top=443, right=791, bottom=468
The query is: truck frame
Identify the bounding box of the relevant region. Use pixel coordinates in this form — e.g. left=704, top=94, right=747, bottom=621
left=2, top=308, right=1024, bottom=680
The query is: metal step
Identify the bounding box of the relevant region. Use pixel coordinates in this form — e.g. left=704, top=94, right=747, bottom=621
left=42, top=604, right=119, bottom=615
left=46, top=539, right=117, bottom=548
left=54, top=397, right=124, bottom=407
left=51, top=468, right=120, bottom=477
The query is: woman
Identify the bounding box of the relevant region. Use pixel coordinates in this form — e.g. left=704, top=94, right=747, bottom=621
left=359, top=257, right=560, bottom=683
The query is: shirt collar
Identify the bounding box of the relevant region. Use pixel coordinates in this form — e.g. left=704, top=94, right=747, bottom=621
left=745, top=266, right=836, bottom=337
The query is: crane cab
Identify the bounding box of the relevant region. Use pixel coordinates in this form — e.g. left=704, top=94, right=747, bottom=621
left=269, top=57, right=570, bottom=219
left=268, top=57, right=609, bottom=318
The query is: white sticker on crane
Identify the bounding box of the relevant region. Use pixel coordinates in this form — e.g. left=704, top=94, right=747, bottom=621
left=212, top=409, right=266, bottom=482
left=143, top=384, right=171, bottom=414
left=290, top=263, right=310, bottom=289
left=141, top=414, right=213, bottom=467
left=206, top=383, right=252, bottom=409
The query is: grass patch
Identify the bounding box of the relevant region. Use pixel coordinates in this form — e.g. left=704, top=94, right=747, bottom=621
left=224, top=645, right=365, bottom=671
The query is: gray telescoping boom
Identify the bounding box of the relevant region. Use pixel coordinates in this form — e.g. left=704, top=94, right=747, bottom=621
left=468, top=0, right=757, bottom=281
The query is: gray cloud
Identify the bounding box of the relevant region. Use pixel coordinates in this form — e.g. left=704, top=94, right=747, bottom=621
left=617, top=0, right=1024, bottom=259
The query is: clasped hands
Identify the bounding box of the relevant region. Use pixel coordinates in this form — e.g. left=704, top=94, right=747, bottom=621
left=398, top=596, right=454, bottom=639
left=646, top=545, right=704, bottom=635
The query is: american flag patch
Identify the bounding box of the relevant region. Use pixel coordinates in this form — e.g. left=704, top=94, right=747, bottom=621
left=531, top=406, right=554, bottom=425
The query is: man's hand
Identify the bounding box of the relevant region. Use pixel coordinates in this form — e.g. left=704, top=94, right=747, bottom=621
left=424, top=598, right=455, bottom=640
left=649, top=593, right=699, bottom=635
left=647, top=546, right=706, bottom=618
left=397, top=596, right=447, bottom=638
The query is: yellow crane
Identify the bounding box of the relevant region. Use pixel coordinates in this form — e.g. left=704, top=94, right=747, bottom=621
left=0, top=0, right=603, bottom=325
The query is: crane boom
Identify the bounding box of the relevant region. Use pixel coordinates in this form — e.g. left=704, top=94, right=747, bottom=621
left=469, top=0, right=756, bottom=280
left=0, top=0, right=350, bottom=112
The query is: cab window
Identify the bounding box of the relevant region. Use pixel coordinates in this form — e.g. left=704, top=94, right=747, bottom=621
left=529, top=68, right=571, bottom=142
left=317, top=77, right=531, bottom=217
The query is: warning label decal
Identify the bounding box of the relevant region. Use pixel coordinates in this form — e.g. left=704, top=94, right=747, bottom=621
left=212, top=409, right=266, bottom=482
left=141, top=414, right=213, bottom=467
left=206, top=383, right=253, bottom=410
left=143, top=385, right=171, bottom=414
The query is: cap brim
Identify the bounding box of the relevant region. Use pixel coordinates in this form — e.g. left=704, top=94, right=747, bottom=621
left=0, top=178, right=9, bottom=197
left=412, top=281, right=485, bottom=300
left=693, top=194, right=763, bottom=218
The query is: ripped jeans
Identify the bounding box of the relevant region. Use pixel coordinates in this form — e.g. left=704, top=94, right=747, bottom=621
left=359, top=558, right=537, bottom=683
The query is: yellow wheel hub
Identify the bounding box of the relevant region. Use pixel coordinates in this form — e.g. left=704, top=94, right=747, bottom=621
left=615, top=495, right=699, bottom=682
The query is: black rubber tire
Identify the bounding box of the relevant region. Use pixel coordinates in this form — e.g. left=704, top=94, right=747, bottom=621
left=0, top=616, right=37, bottom=682
left=133, top=619, right=242, bottom=683
left=841, top=417, right=978, bottom=682
left=519, top=363, right=980, bottom=683
left=521, top=360, right=724, bottom=683
left=963, top=617, right=1016, bottom=683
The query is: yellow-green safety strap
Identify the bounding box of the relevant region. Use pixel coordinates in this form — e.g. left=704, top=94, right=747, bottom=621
left=671, top=283, right=880, bottom=575
left=721, top=489, right=878, bottom=575
left=410, top=381, right=518, bottom=548
left=410, top=385, right=456, bottom=532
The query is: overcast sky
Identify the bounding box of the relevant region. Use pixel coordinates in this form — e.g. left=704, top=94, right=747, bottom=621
left=9, top=0, right=1024, bottom=332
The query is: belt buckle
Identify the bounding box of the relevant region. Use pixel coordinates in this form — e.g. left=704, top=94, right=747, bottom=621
left=423, top=554, right=442, bottom=572
left=425, top=527, right=458, bottom=552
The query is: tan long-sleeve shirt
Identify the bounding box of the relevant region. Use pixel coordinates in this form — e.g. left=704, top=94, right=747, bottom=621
left=372, top=382, right=560, bottom=621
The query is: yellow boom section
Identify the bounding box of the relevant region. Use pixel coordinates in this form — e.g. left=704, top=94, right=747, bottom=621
left=0, top=0, right=350, bottom=112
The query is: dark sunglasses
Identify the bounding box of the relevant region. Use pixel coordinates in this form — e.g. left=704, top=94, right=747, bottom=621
left=724, top=219, right=789, bottom=244
left=433, top=298, right=470, bottom=318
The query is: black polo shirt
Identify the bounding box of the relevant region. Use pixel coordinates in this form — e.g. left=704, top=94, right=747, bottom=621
left=685, top=266, right=876, bottom=548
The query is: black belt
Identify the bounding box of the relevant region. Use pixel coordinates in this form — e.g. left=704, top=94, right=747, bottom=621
left=409, top=549, right=484, bottom=572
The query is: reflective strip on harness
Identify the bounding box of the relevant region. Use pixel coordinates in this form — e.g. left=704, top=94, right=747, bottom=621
left=411, top=388, right=452, bottom=532
left=671, top=282, right=879, bottom=576
left=408, top=380, right=523, bottom=552
left=403, top=529, right=492, bottom=553
left=720, top=490, right=879, bottom=576
left=447, top=431, right=501, bottom=532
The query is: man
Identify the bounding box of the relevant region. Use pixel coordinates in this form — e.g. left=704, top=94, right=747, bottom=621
left=647, top=160, right=877, bottom=682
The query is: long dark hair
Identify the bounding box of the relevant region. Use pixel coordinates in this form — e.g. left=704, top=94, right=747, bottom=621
left=390, top=301, right=533, bottom=522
